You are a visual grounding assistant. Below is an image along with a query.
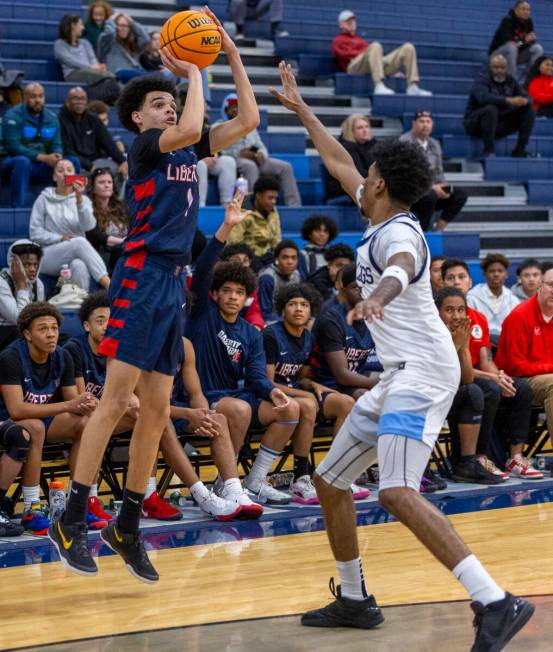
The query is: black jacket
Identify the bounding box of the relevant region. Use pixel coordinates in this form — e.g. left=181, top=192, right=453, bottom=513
left=325, top=136, right=375, bottom=199
left=489, top=9, right=535, bottom=54
left=59, top=106, right=125, bottom=171
left=464, top=68, right=527, bottom=119
left=306, top=266, right=334, bottom=301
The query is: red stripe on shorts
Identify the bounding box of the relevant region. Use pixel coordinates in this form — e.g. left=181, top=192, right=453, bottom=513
left=113, top=298, right=130, bottom=309
left=108, top=318, right=125, bottom=328
left=136, top=205, right=153, bottom=221
left=124, top=250, right=147, bottom=270
left=124, top=239, right=146, bottom=252
left=129, top=224, right=152, bottom=236
left=132, top=179, right=155, bottom=200
left=98, top=337, right=119, bottom=357
left=121, top=278, right=137, bottom=289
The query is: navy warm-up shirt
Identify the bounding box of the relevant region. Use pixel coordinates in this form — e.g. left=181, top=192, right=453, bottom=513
left=64, top=334, right=106, bottom=399
left=263, top=320, right=312, bottom=388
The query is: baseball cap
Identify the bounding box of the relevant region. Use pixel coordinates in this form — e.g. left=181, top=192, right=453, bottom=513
left=338, top=10, right=355, bottom=23
left=413, top=110, right=433, bottom=121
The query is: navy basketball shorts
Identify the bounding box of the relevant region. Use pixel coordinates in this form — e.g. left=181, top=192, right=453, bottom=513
left=99, top=252, right=185, bottom=376
left=205, top=389, right=263, bottom=428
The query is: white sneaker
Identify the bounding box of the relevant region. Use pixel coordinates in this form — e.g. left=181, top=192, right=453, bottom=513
left=245, top=481, right=291, bottom=505
left=197, top=492, right=242, bottom=521
left=406, top=83, right=432, bottom=96
left=289, top=475, right=319, bottom=504
left=351, top=482, right=371, bottom=500
left=374, top=81, right=395, bottom=95
left=505, top=454, right=544, bottom=480
left=225, top=488, right=264, bottom=519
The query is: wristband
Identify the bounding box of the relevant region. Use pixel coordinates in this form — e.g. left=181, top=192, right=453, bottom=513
left=381, top=265, right=409, bottom=293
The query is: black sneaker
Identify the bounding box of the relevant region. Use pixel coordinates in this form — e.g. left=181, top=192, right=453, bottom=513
left=100, top=521, right=158, bottom=584
left=471, top=592, right=534, bottom=652
left=453, top=458, right=504, bottom=485
left=301, top=578, right=384, bottom=629
left=48, top=516, right=97, bottom=576
left=0, top=508, right=23, bottom=537
left=424, top=465, right=448, bottom=490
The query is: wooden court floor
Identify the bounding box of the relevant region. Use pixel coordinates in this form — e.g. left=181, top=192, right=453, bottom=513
left=3, top=502, right=552, bottom=651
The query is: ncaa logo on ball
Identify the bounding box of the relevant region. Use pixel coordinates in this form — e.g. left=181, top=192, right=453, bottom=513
left=471, top=324, right=482, bottom=339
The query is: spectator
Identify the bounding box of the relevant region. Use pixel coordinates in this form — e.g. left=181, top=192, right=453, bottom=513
left=59, top=86, right=128, bottom=177
left=29, top=158, right=110, bottom=291
left=97, top=13, right=151, bottom=83
left=83, top=0, right=113, bottom=50
left=512, top=257, right=542, bottom=301
left=87, top=99, right=126, bottom=156
left=525, top=55, right=553, bottom=117
left=331, top=9, right=431, bottom=96
left=227, top=175, right=282, bottom=258
left=489, top=1, right=543, bottom=80
left=197, top=152, right=237, bottom=207
left=299, top=214, right=339, bottom=276
left=464, top=54, right=535, bottom=158
left=220, top=244, right=265, bottom=330
left=54, top=14, right=114, bottom=85
left=217, top=93, right=301, bottom=206
left=1, top=84, right=71, bottom=208
left=325, top=114, right=375, bottom=204
left=229, top=0, right=288, bottom=40
left=86, top=167, right=129, bottom=272
left=0, top=240, right=44, bottom=350
left=139, top=31, right=164, bottom=72
left=258, top=240, right=302, bottom=324
left=0, top=56, right=24, bottom=115
left=430, top=255, right=446, bottom=293
left=467, top=253, right=520, bottom=344
left=400, top=110, right=467, bottom=231
left=306, top=242, right=355, bottom=301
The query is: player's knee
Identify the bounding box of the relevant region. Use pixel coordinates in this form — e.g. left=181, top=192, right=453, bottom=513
left=1, top=421, right=30, bottom=462
left=402, top=41, right=415, bottom=53
left=378, top=486, right=416, bottom=513
left=313, top=472, right=342, bottom=498
left=282, top=398, right=300, bottom=421
left=23, top=419, right=46, bottom=444
left=224, top=399, right=252, bottom=428
left=338, top=394, right=355, bottom=415
left=300, top=399, right=317, bottom=422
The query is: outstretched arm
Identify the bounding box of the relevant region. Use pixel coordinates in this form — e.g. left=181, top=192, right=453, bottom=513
left=269, top=61, right=364, bottom=201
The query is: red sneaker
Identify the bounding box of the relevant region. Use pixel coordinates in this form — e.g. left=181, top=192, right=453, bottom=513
left=142, top=491, right=183, bottom=521
left=88, top=496, right=113, bottom=522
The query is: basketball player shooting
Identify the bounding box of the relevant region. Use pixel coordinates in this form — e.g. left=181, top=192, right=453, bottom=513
left=270, top=61, right=533, bottom=651
left=48, top=6, right=259, bottom=583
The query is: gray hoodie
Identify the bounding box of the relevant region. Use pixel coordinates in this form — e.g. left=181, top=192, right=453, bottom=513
left=29, top=187, right=96, bottom=246
left=0, top=239, right=45, bottom=326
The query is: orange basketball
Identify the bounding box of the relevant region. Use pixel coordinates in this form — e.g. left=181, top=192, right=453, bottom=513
left=160, top=10, right=222, bottom=69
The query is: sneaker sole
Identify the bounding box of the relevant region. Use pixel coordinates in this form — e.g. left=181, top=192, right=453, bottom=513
left=509, top=472, right=544, bottom=480
left=485, top=601, right=535, bottom=652
left=202, top=505, right=243, bottom=522
left=452, top=475, right=505, bottom=486
left=99, top=531, right=159, bottom=584
left=235, top=505, right=264, bottom=519
left=141, top=513, right=184, bottom=521
left=292, top=495, right=320, bottom=505
left=301, top=611, right=385, bottom=629
left=48, top=531, right=98, bottom=577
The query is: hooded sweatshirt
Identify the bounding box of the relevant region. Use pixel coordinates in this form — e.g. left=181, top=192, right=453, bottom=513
left=0, top=239, right=45, bottom=326
left=489, top=9, right=536, bottom=54
left=215, top=93, right=269, bottom=160
left=29, top=187, right=96, bottom=246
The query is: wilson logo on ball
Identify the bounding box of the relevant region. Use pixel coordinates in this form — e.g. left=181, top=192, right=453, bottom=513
left=187, top=16, right=213, bottom=28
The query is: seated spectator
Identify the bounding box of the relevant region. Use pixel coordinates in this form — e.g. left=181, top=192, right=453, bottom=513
left=400, top=110, right=467, bottom=231
left=86, top=168, right=129, bottom=272
left=217, top=94, right=301, bottom=205
left=264, top=283, right=367, bottom=503
left=325, top=114, right=375, bottom=205
left=59, top=86, right=128, bottom=177
left=0, top=55, right=24, bottom=116
left=332, top=9, right=431, bottom=96
left=467, top=253, right=520, bottom=344
left=496, top=261, right=553, bottom=451
left=464, top=54, right=535, bottom=158
left=311, top=263, right=381, bottom=399
left=525, top=55, right=553, bottom=117
left=229, top=0, right=287, bottom=40
left=1, top=84, right=70, bottom=208
left=0, top=240, right=44, bottom=350
left=97, top=13, right=151, bottom=83
left=299, top=214, right=339, bottom=277
left=227, top=175, right=282, bottom=259
left=83, top=0, right=113, bottom=50
left=197, top=153, right=237, bottom=207
left=512, top=257, right=542, bottom=301
left=430, top=255, right=446, bottom=293
left=29, top=158, right=110, bottom=291
left=220, top=244, right=265, bottom=329
left=488, top=1, right=543, bottom=81
left=258, top=240, right=302, bottom=324
left=186, top=209, right=300, bottom=505
left=442, top=258, right=538, bottom=479
left=54, top=14, right=114, bottom=85
left=87, top=100, right=126, bottom=156
left=306, top=242, right=355, bottom=301
left=139, top=31, right=165, bottom=73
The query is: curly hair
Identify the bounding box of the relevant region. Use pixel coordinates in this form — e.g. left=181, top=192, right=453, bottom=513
left=117, top=76, right=176, bottom=133
left=300, top=214, right=339, bottom=243
left=434, top=286, right=467, bottom=310
left=274, top=282, right=323, bottom=317
left=371, top=140, right=432, bottom=206
left=88, top=168, right=129, bottom=232
left=253, top=175, right=280, bottom=194
left=221, top=243, right=254, bottom=263
left=211, top=262, right=257, bottom=296
left=79, top=290, right=110, bottom=324
left=18, top=302, right=63, bottom=336
left=58, top=15, right=81, bottom=43
left=86, top=0, right=113, bottom=25
left=481, top=253, right=509, bottom=272
left=324, top=243, right=355, bottom=263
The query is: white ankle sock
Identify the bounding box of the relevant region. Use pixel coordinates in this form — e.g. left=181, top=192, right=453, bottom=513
left=22, top=485, right=40, bottom=511
left=246, top=444, right=279, bottom=492
left=190, top=481, right=210, bottom=504
left=89, top=484, right=98, bottom=498
left=145, top=477, right=157, bottom=500
left=453, top=554, right=505, bottom=606
left=336, top=558, right=369, bottom=601
left=222, top=477, right=242, bottom=499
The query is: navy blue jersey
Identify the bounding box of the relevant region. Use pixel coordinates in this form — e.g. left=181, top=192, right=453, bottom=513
left=185, top=237, right=274, bottom=400
left=263, top=321, right=312, bottom=388
left=311, top=302, right=380, bottom=388
left=124, top=128, right=211, bottom=265
left=64, top=334, right=106, bottom=399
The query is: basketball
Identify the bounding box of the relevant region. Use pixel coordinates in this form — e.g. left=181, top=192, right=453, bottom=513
left=160, top=10, right=222, bottom=69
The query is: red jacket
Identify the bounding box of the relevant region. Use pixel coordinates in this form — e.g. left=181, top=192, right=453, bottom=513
left=331, top=32, right=370, bottom=72
left=467, top=306, right=491, bottom=367
left=243, top=290, right=265, bottom=330
left=528, top=75, right=553, bottom=112
left=495, top=294, right=553, bottom=376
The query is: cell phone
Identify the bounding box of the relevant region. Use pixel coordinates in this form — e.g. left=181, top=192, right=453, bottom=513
left=65, top=175, right=87, bottom=186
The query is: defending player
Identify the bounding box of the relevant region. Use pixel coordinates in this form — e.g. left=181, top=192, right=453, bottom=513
left=270, top=62, right=533, bottom=650
left=49, top=8, right=259, bottom=582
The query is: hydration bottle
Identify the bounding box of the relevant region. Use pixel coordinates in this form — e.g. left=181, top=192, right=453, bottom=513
left=60, top=264, right=72, bottom=284
left=235, top=174, right=248, bottom=194
left=49, top=480, right=66, bottom=521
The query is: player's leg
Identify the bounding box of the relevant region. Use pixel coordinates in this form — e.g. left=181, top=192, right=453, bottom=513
left=322, top=391, right=355, bottom=436
left=46, top=413, right=90, bottom=478
left=212, top=397, right=252, bottom=454
left=0, top=421, right=31, bottom=514
left=18, top=419, right=46, bottom=516
left=289, top=396, right=319, bottom=504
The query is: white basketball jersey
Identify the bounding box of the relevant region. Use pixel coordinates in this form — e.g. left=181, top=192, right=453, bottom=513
left=356, top=210, right=460, bottom=392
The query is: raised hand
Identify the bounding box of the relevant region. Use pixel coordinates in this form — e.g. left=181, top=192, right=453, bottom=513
left=160, top=47, right=200, bottom=78
left=204, top=5, right=237, bottom=56
left=269, top=61, right=307, bottom=113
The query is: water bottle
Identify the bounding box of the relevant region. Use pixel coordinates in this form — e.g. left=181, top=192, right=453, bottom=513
left=169, top=490, right=188, bottom=507
left=60, top=264, right=72, bottom=284
left=235, top=174, right=248, bottom=194
left=49, top=480, right=66, bottom=521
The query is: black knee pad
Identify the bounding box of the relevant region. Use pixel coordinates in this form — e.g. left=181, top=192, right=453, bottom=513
left=0, top=420, right=29, bottom=462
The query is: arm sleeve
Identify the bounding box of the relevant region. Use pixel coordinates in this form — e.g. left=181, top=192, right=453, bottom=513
left=0, top=279, right=30, bottom=325
left=131, top=19, right=150, bottom=51
left=497, top=314, right=553, bottom=376
left=529, top=78, right=553, bottom=105
left=3, top=114, right=40, bottom=160
left=194, top=129, right=212, bottom=161
left=61, top=350, right=76, bottom=386
left=63, top=341, right=83, bottom=378
left=245, top=329, right=274, bottom=400
left=97, top=19, right=116, bottom=62
left=257, top=275, right=275, bottom=322
left=29, top=195, right=64, bottom=245
left=498, top=16, right=516, bottom=43
left=433, top=140, right=445, bottom=182
left=76, top=195, right=97, bottom=232
left=262, top=328, right=279, bottom=364
left=0, top=348, right=23, bottom=385
left=189, top=236, right=225, bottom=318
left=315, top=315, right=346, bottom=353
